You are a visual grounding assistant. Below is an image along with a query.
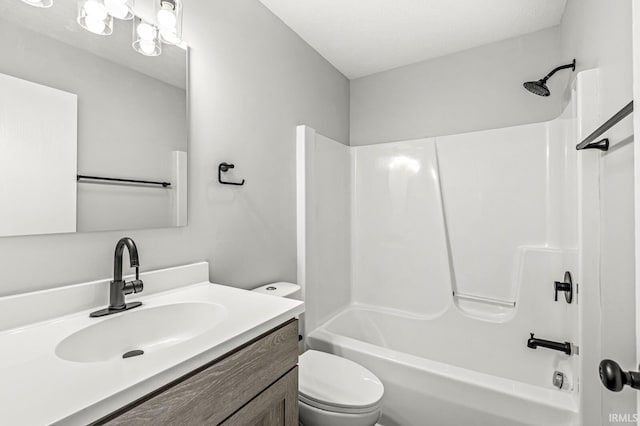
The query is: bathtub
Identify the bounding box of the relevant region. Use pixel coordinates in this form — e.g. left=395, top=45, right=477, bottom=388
left=306, top=305, right=579, bottom=426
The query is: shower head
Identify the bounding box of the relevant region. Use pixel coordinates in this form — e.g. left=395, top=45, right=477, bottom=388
left=523, top=79, right=550, bottom=97
left=524, top=59, right=576, bottom=97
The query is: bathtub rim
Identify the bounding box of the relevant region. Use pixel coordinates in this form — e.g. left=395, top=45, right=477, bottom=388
left=308, top=305, right=579, bottom=416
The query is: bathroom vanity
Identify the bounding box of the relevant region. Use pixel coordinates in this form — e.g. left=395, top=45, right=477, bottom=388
left=97, top=319, right=299, bottom=425
left=0, top=262, right=304, bottom=425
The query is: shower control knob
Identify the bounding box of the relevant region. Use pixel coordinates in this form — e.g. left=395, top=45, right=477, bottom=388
left=554, top=271, right=573, bottom=304
left=599, top=359, right=640, bottom=392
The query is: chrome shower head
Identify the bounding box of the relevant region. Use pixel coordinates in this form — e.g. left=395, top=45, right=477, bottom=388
left=524, top=59, right=576, bottom=97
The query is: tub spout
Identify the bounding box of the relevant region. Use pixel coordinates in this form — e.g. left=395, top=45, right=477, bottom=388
left=527, top=333, right=572, bottom=355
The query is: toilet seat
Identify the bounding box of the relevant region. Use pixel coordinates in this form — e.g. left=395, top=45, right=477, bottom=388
left=299, top=393, right=383, bottom=415
left=298, top=350, right=384, bottom=415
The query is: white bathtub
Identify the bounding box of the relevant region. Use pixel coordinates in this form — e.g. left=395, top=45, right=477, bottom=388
left=307, top=306, right=579, bottom=426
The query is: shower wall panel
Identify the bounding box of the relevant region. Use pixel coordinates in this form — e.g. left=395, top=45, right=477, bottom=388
left=348, top=120, right=574, bottom=315
left=302, top=116, right=577, bottom=319
left=297, top=126, right=351, bottom=332
left=351, top=139, right=453, bottom=316
left=436, top=123, right=551, bottom=303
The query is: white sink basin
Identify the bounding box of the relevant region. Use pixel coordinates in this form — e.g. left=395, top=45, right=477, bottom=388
left=55, top=302, right=227, bottom=363
left=0, top=262, right=304, bottom=425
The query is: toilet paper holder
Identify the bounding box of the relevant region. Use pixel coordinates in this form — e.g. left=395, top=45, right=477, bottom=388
left=218, top=162, right=245, bottom=186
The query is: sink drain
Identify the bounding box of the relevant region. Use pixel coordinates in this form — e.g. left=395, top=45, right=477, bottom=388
left=122, top=349, right=144, bottom=359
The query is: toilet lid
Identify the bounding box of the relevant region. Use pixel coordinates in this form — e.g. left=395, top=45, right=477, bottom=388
left=299, top=350, right=384, bottom=413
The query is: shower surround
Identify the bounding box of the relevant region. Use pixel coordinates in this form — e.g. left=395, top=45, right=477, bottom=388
left=297, top=71, right=602, bottom=425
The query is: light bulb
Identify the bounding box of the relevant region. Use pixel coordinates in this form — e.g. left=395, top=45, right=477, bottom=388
left=133, top=17, right=161, bottom=56
left=85, top=16, right=106, bottom=34
left=139, top=40, right=156, bottom=54
left=78, top=0, right=112, bottom=35
left=137, top=22, right=155, bottom=40
left=160, top=28, right=181, bottom=45
left=105, top=0, right=133, bottom=20
left=84, top=0, right=107, bottom=19
left=157, top=2, right=177, bottom=28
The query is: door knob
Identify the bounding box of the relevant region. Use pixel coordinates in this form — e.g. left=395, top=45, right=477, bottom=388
left=599, top=359, right=640, bottom=391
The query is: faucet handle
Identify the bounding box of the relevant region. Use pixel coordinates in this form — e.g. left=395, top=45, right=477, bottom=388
left=131, top=279, right=143, bottom=293
left=554, top=271, right=573, bottom=303
left=123, top=279, right=144, bottom=295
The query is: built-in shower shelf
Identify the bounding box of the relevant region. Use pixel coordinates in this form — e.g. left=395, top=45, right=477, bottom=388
left=452, top=291, right=515, bottom=308
left=453, top=291, right=516, bottom=321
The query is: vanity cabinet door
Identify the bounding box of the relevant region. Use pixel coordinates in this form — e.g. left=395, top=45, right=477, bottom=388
left=221, top=367, right=298, bottom=426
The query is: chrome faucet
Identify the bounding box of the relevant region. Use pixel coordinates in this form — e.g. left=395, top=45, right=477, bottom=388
left=90, top=237, right=144, bottom=318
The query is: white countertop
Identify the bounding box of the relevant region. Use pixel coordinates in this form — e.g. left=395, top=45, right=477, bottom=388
left=0, top=263, right=304, bottom=425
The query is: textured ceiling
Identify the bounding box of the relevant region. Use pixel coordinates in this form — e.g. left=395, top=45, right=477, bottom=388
left=258, top=0, right=567, bottom=79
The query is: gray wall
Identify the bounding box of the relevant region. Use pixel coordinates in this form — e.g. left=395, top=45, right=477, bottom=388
left=0, top=0, right=349, bottom=296
left=560, top=0, right=635, bottom=424
left=349, top=26, right=564, bottom=145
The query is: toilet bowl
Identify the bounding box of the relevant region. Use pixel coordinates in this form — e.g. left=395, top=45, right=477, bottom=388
left=251, top=283, right=384, bottom=426
left=298, top=350, right=384, bottom=426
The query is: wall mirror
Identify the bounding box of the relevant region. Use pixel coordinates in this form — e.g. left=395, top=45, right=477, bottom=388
left=0, top=0, right=188, bottom=237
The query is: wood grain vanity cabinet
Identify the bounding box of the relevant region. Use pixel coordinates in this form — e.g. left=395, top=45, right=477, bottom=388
left=93, top=319, right=299, bottom=426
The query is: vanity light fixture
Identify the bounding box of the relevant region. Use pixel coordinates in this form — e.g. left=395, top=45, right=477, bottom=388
left=132, top=16, right=162, bottom=56
left=20, top=0, right=53, bottom=8
left=71, top=0, right=184, bottom=54
left=104, top=0, right=134, bottom=20
left=77, top=0, right=113, bottom=35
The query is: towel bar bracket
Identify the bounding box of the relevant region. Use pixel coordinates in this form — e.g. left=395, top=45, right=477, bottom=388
left=576, top=101, right=633, bottom=150
left=578, top=138, right=609, bottom=152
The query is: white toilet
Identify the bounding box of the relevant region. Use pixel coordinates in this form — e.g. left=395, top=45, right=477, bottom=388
left=252, top=282, right=385, bottom=426
left=298, top=350, right=384, bottom=426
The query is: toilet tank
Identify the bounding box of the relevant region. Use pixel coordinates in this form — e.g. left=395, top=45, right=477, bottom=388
left=252, top=282, right=301, bottom=299
left=252, top=282, right=303, bottom=351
